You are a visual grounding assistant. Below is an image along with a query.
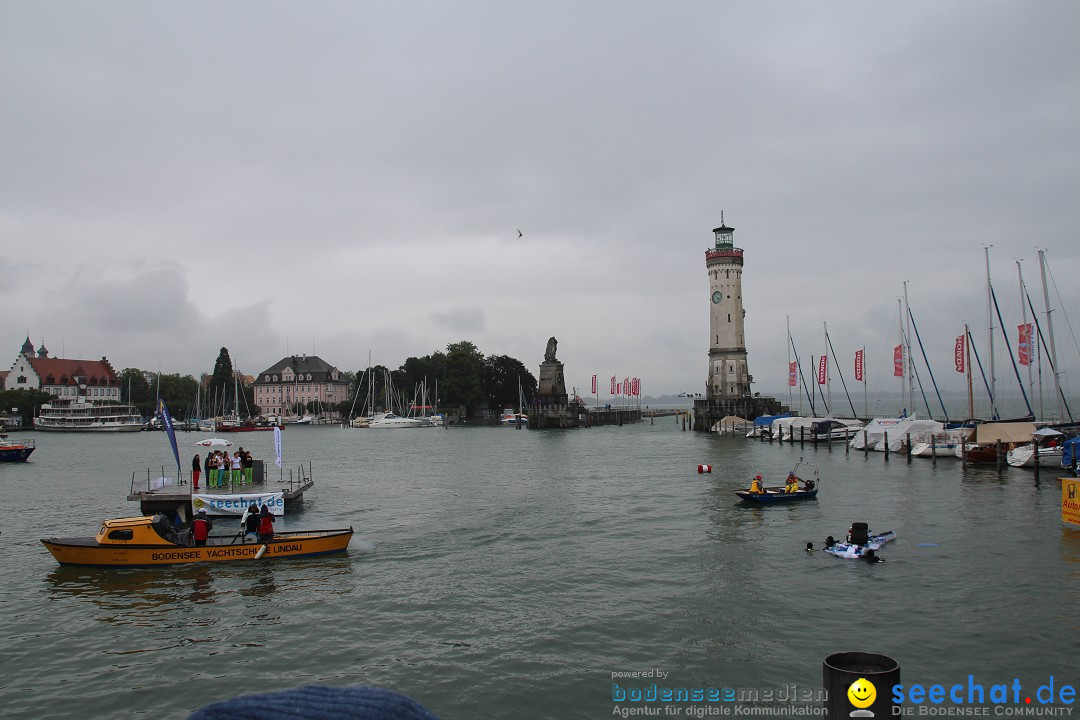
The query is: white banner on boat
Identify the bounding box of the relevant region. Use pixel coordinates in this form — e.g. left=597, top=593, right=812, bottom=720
left=192, top=491, right=284, bottom=516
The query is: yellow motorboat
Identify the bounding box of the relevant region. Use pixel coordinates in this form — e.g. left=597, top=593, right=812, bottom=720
left=41, top=516, right=353, bottom=567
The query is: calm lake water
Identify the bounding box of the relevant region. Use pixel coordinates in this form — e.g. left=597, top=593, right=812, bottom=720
left=1, top=421, right=1077, bottom=719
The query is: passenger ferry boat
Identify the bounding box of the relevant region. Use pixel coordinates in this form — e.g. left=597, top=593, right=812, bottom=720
left=34, top=396, right=144, bottom=432
left=41, top=515, right=353, bottom=566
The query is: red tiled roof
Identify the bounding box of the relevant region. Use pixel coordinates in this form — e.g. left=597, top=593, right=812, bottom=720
left=26, top=357, right=120, bottom=386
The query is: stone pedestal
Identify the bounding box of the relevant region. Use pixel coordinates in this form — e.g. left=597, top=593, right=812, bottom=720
left=529, top=360, right=580, bottom=428
left=537, top=361, right=567, bottom=400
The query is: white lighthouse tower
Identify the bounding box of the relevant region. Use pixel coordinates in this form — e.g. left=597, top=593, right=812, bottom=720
left=706, top=218, right=751, bottom=401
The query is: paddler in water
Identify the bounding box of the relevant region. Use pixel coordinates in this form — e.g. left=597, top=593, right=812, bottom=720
left=749, top=475, right=764, bottom=494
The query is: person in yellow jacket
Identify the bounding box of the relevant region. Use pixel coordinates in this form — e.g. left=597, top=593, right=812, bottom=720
left=750, top=475, right=764, bottom=494
left=785, top=472, right=799, bottom=493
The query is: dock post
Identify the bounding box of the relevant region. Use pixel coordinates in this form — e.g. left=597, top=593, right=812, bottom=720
left=996, top=440, right=1003, bottom=472
left=799, top=426, right=804, bottom=447
left=1033, top=438, right=1040, bottom=479
left=883, top=431, right=889, bottom=460
left=863, top=430, right=868, bottom=457
left=906, top=433, right=912, bottom=460
left=845, top=429, right=849, bottom=454
left=931, top=434, right=937, bottom=465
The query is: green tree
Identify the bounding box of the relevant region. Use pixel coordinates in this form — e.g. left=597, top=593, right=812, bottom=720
left=209, top=348, right=238, bottom=416
left=0, top=388, right=55, bottom=428
left=482, top=355, right=537, bottom=410
left=118, top=368, right=153, bottom=408
left=441, top=341, right=486, bottom=413
left=158, top=373, right=200, bottom=418
left=395, top=352, right=447, bottom=409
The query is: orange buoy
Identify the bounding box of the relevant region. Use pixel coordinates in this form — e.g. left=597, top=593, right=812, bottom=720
left=697, top=464, right=712, bottom=474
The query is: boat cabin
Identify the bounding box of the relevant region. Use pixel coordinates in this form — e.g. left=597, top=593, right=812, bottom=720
left=96, top=516, right=179, bottom=546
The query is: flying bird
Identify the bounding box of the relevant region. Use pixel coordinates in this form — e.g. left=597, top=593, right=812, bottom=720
left=517, top=229, right=523, bottom=238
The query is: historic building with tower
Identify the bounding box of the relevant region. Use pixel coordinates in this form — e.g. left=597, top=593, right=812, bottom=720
left=694, top=219, right=783, bottom=431
left=3, top=335, right=123, bottom=402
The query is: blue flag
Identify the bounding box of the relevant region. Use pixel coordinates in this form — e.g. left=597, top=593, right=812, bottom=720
left=159, top=399, right=181, bottom=473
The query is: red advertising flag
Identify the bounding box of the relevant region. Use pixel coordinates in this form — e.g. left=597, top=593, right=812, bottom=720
left=788, top=362, right=798, bottom=387
left=591, top=374, right=597, bottom=394
left=817, top=356, right=828, bottom=385
left=616, top=382, right=622, bottom=395
left=634, top=378, right=641, bottom=396
left=1017, top=324, right=1032, bottom=366
left=893, top=345, right=904, bottom=377
left=954, top=335, right=965, bottom=373
left=610, top=376, right=616, bottom=394
left=854, top=350, right=864, bottom=382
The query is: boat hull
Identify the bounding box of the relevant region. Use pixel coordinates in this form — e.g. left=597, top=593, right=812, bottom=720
left=0, top=444, right=35, bottom=462
left=735, top=488, right=817, bottom=503
left=34, top=421, right=143, bottom=432
left=215, top=425, right=284, bottom=433
left=41, top=529, right=353, bottom=566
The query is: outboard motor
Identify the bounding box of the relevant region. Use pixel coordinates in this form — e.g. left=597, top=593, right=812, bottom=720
left=848, top=522, right=869, bottom=545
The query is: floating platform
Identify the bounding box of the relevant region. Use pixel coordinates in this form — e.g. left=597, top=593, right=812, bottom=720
left=127, top=460, right=315, bottom=518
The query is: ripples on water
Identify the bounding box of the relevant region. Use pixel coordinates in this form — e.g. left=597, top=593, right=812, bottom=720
left=0, top=424, right=1076, bottom=719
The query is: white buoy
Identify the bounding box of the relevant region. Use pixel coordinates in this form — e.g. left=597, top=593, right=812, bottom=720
left=697, top=464, right=712, bottom=474
left=255, top=544, right=267, bottom=559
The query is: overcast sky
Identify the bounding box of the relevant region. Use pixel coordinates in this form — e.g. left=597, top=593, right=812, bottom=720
left=2, top=1, right=1078, bottom=411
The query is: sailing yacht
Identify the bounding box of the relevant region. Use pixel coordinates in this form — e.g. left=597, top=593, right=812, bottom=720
left=369, top=412, right=425, bottom=429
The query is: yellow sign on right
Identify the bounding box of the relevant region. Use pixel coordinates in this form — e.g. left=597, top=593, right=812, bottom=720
left=1063, top=478, right=1080, bottom=527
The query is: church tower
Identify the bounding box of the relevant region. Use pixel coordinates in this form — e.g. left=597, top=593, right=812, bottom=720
left=706, top=218, right=750, bottom=400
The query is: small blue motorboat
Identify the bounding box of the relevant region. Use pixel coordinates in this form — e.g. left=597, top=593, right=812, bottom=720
left=735, top=459, right=819, bottom=503
left=735, top=487, right=818, bottom=503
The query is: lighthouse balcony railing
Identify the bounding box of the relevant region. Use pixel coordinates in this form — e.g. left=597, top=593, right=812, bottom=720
left=706, top=247, right=744, bottom=261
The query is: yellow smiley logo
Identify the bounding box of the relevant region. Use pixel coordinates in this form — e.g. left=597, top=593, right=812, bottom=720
left=847, top=678, right=876, bottom=709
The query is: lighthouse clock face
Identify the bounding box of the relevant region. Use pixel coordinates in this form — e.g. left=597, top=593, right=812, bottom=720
left=712, top=291, right=723, bottom=304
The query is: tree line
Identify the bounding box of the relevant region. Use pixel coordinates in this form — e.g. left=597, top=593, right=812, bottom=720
left=1, top=341, right=539, bottom=425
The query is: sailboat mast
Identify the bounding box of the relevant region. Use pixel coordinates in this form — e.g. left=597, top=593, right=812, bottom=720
left=1016, top=260, right=1036, bottom=419
left=984, top=246, right=997, bottom=418
left=972, top=323, right=980, bottom=418
left=786, top=316, right=798, bottom=415
left=897, top=296, right=905, bottom=415
left=862, top=345, right=868, bottom=420
left=823, top=321, right=831, bottom=413
left=903, top=281, right=913, bottom=416
left=1038, top=249, right=1065, bottom=422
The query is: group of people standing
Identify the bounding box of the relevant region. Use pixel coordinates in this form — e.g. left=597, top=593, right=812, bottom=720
left=191, top=448, right=254, bottom=490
